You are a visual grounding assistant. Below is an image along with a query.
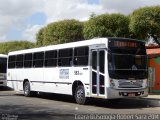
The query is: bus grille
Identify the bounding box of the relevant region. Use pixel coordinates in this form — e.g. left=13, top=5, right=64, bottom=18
left=118, top=81, right=143, bottom=88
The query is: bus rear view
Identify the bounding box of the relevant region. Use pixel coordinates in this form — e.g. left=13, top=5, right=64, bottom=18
left=106, top=38, right=148, bottom=98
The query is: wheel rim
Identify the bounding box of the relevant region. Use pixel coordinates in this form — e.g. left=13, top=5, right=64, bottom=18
left=76, top=88, right=84, bottom=103
left=24, top=84, right=29, bottom=95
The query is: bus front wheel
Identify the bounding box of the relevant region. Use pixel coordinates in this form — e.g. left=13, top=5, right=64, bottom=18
left=24, top=81, right=32, bottom=97
left=75, top=86, right=86, bottom=105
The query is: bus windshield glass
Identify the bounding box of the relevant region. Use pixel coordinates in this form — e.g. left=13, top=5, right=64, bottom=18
left=108, top=53, right=147, bottom=79
left=108, top=38, right=147, bottom=79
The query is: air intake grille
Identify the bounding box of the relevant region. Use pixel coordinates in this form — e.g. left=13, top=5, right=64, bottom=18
left=118, top=81, right=143, bottom=88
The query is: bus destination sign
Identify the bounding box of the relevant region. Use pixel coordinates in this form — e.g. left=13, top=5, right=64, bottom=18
left=113, top=41, right=138, bottom=48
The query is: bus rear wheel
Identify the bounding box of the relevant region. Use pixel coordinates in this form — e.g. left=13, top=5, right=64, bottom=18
left=75, top=86, right=86, bottom=105
left=24, top=81, right=32, bottom=97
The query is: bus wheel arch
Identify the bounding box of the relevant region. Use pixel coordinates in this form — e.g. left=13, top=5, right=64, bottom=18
left=23, top=79, right=29, bottom=87
left=72, top=81, right=86, bottom=105
left=23, top=79, right=32, bottom=97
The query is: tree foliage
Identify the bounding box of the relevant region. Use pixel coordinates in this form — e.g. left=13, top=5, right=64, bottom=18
left=34, top=6, right=160, bottom=45
left=36, top=27, right=45, bottom=47
left=129, top=6, right=160, bottom=39
left=83, top=13, right=129, bottom=39
left=43, top=19, right=84, bottom=45
left=0, top=41, right=35, bottom=54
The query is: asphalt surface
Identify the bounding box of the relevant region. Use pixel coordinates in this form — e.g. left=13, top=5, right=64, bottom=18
left=0, top=86, right=160, bottom=120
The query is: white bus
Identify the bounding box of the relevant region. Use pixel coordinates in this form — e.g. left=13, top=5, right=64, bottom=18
left=7, top=38, right=148, bottom=104
left=0, top=54, right=7, bottom=86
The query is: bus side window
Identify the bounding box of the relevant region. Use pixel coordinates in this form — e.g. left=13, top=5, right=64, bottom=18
left=8, top=55, right=16, bottom=69
left=74, top=46, right=89, bottom=66
left=33, top=52, right=44, bottom=68
left=16, top=54, right=24, bottom=68
left=58, top=48, right=73, bottom=67
left=24, top=53, right=33, bottom=68
left=45, top=50, right=57, bottom=67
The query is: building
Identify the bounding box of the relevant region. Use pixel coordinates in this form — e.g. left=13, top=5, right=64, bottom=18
left=146, top=45, right=160, bottom=94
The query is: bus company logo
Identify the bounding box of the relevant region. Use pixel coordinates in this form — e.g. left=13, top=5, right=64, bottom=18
left=132, top=65, right=137, bottom=70
left=130, top=81, right=134, bottom=85
left=59, top=69, right=69, bottom=79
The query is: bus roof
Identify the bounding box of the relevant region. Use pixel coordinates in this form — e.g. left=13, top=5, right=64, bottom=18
left=8, top=38, right=108, bottom=55
left=0, top=54, right=7, bottom=58
left=8, top=37, right=145, bottom=55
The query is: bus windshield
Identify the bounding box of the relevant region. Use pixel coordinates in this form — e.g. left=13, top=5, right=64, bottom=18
left=108, top=53, right=147, bottom=79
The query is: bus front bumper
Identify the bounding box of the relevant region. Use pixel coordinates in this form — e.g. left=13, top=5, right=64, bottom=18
left=106, top=87, right=148, bottom=99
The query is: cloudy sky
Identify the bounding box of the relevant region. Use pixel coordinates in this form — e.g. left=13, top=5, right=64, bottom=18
left=0, top=0, right=160, bottom=42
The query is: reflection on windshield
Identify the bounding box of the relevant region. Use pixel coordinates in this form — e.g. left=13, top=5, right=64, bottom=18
left=108, top=53, right=147, bottom=79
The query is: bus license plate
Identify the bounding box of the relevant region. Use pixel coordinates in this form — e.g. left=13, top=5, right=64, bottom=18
left=128, top=93, right=135, bottom=96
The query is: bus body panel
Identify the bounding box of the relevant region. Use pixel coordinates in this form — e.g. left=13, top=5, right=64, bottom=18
left=72, top=66, right=90, bottom=96
left=42, top=67, right=73, bottom=94
left=7, top=38, right=148, bottom=100
left=7, top=66, right=90, bottom=95
left=7, top=69, right=22, bottom=90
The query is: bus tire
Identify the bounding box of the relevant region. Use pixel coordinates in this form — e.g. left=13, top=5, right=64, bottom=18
left=24, top=81, right=32, bottom=97
left=75, top=85, right=86, bottom=105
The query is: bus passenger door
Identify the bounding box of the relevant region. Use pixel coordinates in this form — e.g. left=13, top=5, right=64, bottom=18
left=91, top=49, right=105, bottom=97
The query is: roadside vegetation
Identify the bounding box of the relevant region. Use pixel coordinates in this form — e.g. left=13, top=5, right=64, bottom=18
left=0, top=41, right=35, bottom=54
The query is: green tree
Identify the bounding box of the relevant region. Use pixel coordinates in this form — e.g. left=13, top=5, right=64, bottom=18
left=90, top=12, right=96, bottom=19
left=83, top=13, right=129, bottom=39
left=129, top=6, right=160, bottom=39
left=0, top=41, right=35, bottom=54
left=43, top=19, right=84, bottom=45
left=36, top=27, right=45, bottom=46
left=109, top=14, right=130, bottom=37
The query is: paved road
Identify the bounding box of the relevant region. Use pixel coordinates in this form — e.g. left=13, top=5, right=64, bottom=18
left=0, top=87, right=160, bottom=120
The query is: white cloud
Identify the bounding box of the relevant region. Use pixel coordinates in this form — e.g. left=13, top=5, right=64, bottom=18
left=0, top=0, right=160, bottom=42
left=42, top=0, right=105, bottom=23
left=0, top=0, right=43, bottom=41
left=22, top=25, right=43, bottom=42
left=21, top=0, right=105, bottom=41
left=99, top=0, right=160, bottom=15
left=0, top=0, right=106, bottom=41
left=0, top=35, right=7, bottom=42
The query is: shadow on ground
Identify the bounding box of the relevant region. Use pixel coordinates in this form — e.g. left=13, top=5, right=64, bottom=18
left=0, top=104, right=74, bottom=120
left=0, top=92, right=158, bottom=120
left=0, top=86, right=13, bottom=91
left=17, top=92, right=156, bottom=109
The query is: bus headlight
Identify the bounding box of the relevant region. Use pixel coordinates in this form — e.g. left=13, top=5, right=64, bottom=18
left=142, top=79, right=148, bottom=88
left=110, top=80, right=115, bottom=88
left=145, top=80, right=148, bottom=88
